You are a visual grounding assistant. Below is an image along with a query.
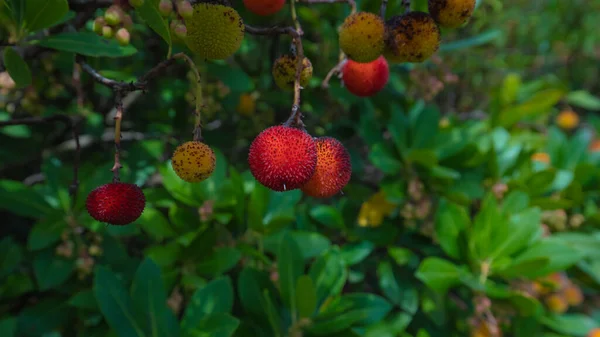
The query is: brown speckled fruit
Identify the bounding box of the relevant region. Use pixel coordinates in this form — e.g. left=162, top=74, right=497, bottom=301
left=272, top=55, right=313, bottom=91
left=428, top=0, right=476, bottom=28
left=384, top=11, right=441, bottom=63
left=184, top=3, right=245, bottom=60
left=301, top=137, right=352, bottom=198
left=248, top=125, right=317, bottom=191
left=171, top=141, right=216, bottom=182
left=86, top=183, right=145, bottom=225
left=338, top=12, right=385, bottom=63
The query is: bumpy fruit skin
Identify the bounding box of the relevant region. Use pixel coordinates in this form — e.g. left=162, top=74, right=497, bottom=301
left=384, top=12, right=441, bottom=63
left=86, top=183, right=145, bottom=225
left=243, top=0, right=285, bottom=16
left=545, top=294, right=569, bottom=314
left=272, top=55, right=313, bottom=90
left=428, top=0, right=476, bottom=28
left=301, top=137, right=352, bottom=198
left=563, top=284, right=584, bottom=306
left=342, top=56, right=389, bottom=97
left=248, top=126, right=317, bottom=191
left=556, top=109, right=579, bottom=130
left=184, top=3, right=245, bottom=60
left=171, top=141, right=216, bottom=182
left=338, top=12, right=385, bottom=63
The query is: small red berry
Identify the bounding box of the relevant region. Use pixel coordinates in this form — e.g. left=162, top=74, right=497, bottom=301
left=342, top=56, right=389, bottom=97
left=301, top=137, right=352, bottom=198
left=86, top=182, right=145, bottom=225
left=243, top=0, right=285, bottom=16
left=248, top=125, right=317, bottom=192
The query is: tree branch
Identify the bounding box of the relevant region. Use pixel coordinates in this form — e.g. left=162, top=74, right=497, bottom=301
left=245, top=25, right=301, bottom=39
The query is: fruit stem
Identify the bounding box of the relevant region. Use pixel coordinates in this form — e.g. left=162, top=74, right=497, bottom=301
left=173, top=53, right=203, bottom=142
left=287, top=0, right=306, bottom=129
left=112, top=94, right=124, bottom=183
left=380, top=0, right=388, bottom=18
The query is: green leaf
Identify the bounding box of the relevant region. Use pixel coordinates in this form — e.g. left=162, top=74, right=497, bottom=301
left=27, top=215, right=65, bottom=251
left=439, top=29, right=502, bottom=52
left=131, top=258, right=175, bottom=337
left=33, top=250, right=74, bottom=291
left=94, top=266, right=147, bottom=337
left=291, top=231, right=331, bottom=260
left=3, top=47, right=31, bottom=88
left=207, top=62, right=254, bottom=92
left=187, top=313, right=239, bottom=337
left=35, top=32, right=137, bottom=57
left=296, top=275, right=317, bottom=319
left=7, top=0, right=25, bottom=27
left=499, top=89, right=565, bottom=127
left=181, top=276, right=234, bottom=332
left=0, top=317, right=16, bottom=337
left=566, top=90, right=600, bottom=111
left=369, top=143, right=402, bottom=174
left=434, top=199, right=469, bottom=259
left=195, top=247, right=241, bottom=277
left=309, top=293, right=392, bottom=335
left=277, top=231, right=304, bottom=310
left=138, top=207, right=177, bottom=241
left=135, top=0, right=171, bottom=50
left=23, top=0, right=68, bottom=32
left=309, top=248, right=348, bottom=307
left=509, top=237, right=585, bottom=278
left=541, top=314, right=599, bottom=337
left=68, top=290, right=98, bottom=310
left=310, top=205, right=344, bottom=229
left=0, top=237, right=23, bottom=278
left=410, top=105, right=440, bottom=149
left=237, top=267, right=278, bottom=319
left=377, top=261, right=403, bottom=307
left=415, top=258, right=463, bottom=293
left=339, top=241, right=374, bottom=266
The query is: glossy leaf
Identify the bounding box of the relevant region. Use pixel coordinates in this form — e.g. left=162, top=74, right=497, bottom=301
left=36, top=32, right=137, bottom=57
left=277, top=231, right=304, bottom=310
left=23, top=0, right=68, bottom=32
left=181, top=276, right=234, bottom=332
left=3, top=47, right=31, bottom=88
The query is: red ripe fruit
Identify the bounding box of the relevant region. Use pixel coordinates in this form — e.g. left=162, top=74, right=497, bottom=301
left=86, top=182, right=145, bottom=225
left=342, top=56, right=389, bottom=97
left=301, top=137, right=352, bottom=198
left=243, top=0, right=285, bottom=16
left=248, top=125, right=317, bottom=191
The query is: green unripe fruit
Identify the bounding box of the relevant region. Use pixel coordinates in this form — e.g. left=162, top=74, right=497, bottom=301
left=116, top=28, right=131, bottom=46
left=158, top=0, right=173, bottom=16
left=104, top=5, right=123, bottom=25
left=129, top=0, right=144, bottom=8
left=384, top=11, right=440, bottom=63
left=123, top=14, right=133, bottom=29
left=338, top=12, right=385, bottom=63
left=93, top=17, right=106, bottom=34
left=272, top=54, right=313, bottom=91
left=177, top=0, right=194, bottom=19
left=428, top=0, right=476, bottom=28
left=184, top=3, right=245, bottom=60
left=102, top=26, right=114, bottom=38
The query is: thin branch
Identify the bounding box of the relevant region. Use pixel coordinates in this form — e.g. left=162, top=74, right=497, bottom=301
left=380, top=0, right=388, bottom=18
left=112, top=93, right=124, bottom=182
left=173, top=53, right=204, bottom=142
left=322, top=58, right=345, bottom=89
left=245, top=24, right=301, bottom=39
left=0, top=114, right=81, bottom=201
left=284, top=0, right=306, bottom=129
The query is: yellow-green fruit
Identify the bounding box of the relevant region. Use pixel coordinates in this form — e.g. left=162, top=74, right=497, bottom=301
left=272, top=55, right=313, bottom=91
left=384, top=11, right=440, bottom=63
left=171, top=141, right=216, bottom=182
left=428, top=0, right=476, bottom=28
left=184, top=3, right=245, bottom=60
left=338, top=12, right=385, bottom=63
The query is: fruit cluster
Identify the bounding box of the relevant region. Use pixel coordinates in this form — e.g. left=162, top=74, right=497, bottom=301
left=92, top=2, right=137, bottom=46
left=157, top=0, right=194, bottom=40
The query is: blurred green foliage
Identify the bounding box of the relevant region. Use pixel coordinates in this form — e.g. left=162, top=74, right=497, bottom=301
left=1, top=0, right=600, bottom=337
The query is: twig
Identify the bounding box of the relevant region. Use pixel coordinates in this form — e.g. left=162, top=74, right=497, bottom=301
left=380, top=0, right=388, bottom=18
left=284, top=0, right=305, bottom=129
left=72, top=63, right=85, bottom=107
left=322, top=58, right=345, bottom=89
left=173, top=53, right=203, bottom=141
left=245, top=25, right=301, bottom=39
left=0, top=114, right=81, bottom=201
left=112, top=93, right=124, bottom=182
